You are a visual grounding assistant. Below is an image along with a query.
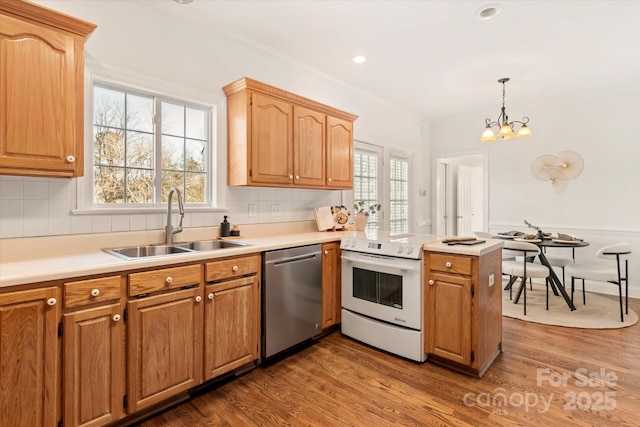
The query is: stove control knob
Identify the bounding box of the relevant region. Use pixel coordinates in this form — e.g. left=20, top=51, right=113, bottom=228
left=351, top=241, right=357, bottom=248
left=406, top=247, right=414, bottom=255
left=397, top=246, right=403, bottom=254
left=343, top=239, right=350, bottom=247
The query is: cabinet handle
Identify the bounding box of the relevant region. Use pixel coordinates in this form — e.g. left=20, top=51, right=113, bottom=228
left=208, top=293, right=214, bottom=300
left=445, top=262, right=452, bottom=268
left=324, top=250, right=328, bottom=255
left=66, top=155, right=75, bottom=163
left=47, top=297, right=57, bottom=306
left=165, top=276, right=173, bottom=284
left=113, top=314, right=121, bottom=322
left=429, top=280, right=434, bottom=286
left=90, top=288, right=100, bottom=297
left=232, top=265, right=238, bottom=272
left=195, top=296, right=202, bottom=303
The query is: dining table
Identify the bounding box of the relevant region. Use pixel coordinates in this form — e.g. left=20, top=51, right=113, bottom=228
left=497, top=235, right=589, bottom=311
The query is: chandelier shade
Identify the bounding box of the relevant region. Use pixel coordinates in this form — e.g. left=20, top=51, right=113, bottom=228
left=481, top=77, right=532, bottom=142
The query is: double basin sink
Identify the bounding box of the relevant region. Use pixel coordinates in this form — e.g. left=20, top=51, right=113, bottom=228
left=104, top=239, right=248, bottom=261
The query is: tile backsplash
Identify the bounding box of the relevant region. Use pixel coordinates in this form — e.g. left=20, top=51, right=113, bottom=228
left=0, top=176, right=343, bottom=239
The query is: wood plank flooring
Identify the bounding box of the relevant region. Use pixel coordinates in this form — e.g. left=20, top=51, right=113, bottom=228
left=139, top=296, right=640, bottom=426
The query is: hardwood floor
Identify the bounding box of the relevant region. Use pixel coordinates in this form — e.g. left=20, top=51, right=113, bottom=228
left=139, top=297, right=640, bottom=427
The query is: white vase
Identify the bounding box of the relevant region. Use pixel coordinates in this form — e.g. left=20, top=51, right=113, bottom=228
left=355, top=213, right=367, bottom=231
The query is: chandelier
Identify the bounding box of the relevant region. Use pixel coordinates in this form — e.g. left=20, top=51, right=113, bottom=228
left=480, top=78, right=532, bottom=142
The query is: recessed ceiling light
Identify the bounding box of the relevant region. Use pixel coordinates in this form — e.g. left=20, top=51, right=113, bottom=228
left=475, top=3, right=503, bottom=20
left=352, top=55, right=367, bottom=64
left=173, top=0, right=194, bottom=4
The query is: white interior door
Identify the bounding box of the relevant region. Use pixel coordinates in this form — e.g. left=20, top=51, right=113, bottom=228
left=435, top=161, right=447, bottom=235
left=456, top=165, right=473, bottom=236
left=470, top=166, right=484, bottom=232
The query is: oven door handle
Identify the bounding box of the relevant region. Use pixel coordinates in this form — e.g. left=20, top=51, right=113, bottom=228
left=341, top=255, right=418, bottom=271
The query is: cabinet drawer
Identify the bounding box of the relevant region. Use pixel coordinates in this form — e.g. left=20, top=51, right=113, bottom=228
left=129, top=264, right=201, bottom=296
left=429, top=253, right=472, bottom=276
left=205, top=254, right=260, bottom=282
left=64, top=275, right=121, bottom=309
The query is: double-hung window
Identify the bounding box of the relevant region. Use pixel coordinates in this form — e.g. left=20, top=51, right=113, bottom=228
left=353, top=142, right=411, bottom=232
left=92, top=81, right=211, bottom=207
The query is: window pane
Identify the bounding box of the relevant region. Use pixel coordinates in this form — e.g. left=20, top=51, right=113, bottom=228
left=354, top=149, right=380, bottom=231
left=126, top=169, right=153, bottom=203
left=162, top=135, right=185, bottom=170
left=185, top=139, right=205, bottom=172
left=390, top=157, right=409, bottom=234
left=185, top=173, right=205, bottom=202
left=94, top=86, right=124, bottom=128
left=94, top=126, right=124, bottom=166
left=127, top=131, right=153, bottom=168
left=94, top=166, right=124, bottom=204
left=161, top=170, right=184, bottom=203
left=127, top=94, right=154, bottom=133
left=162, top=102, right=184, bottom=137
left=186, top=107, right=206, bottom=140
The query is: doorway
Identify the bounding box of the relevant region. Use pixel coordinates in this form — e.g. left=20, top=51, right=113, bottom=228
left=434, top=153, right=487, bottom=236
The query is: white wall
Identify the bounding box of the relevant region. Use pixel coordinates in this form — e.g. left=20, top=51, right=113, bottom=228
left=0, top=0, right=428, bottom=239
left=431, top=86, right=640, bottom=297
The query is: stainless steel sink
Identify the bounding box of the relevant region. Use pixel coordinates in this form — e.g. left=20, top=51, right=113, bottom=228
left=103, top=239, right=248, bottom=260
left=174, top=239, right=248, bottom=251
left=103, top=244, right=195, bottom=260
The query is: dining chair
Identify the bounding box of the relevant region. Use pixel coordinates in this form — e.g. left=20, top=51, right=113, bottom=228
left=542, top=248, right=574, bottom=287
left=565, top=243, right=631, bottom=322
left=502, top=240, right=550, bottom=315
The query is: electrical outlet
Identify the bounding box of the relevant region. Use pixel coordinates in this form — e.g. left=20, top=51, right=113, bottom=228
left=248, top=203, right=257, bottom=218
left=489, top=273, right=495, bottom=287
left=270, top=203, right=281, bottom=217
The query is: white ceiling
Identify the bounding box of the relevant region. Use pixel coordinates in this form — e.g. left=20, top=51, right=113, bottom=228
left=148, top=0, right=640, bottom=120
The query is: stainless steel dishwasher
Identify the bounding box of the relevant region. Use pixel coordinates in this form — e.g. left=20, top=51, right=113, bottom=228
left=262, top=244, right=322, bottom=359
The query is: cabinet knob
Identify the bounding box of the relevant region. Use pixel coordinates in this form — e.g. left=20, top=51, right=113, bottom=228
left=328, top=178, right=332, bottom=182
left=195, top=296, right=202, bottom=303
left=66, top=155, right=75, bottom=163
left=296, top=175, right=300, bottom=180
left=445, top=262, right=452, bottom=268
left=113, top=314, right=121, bottom=322
left=429, top=280, right=434, bottom=286
left=47, top=297, right=57, bottom=306
left=324, top=250, right=328, bottom=255
left=208, top=293, right=214, bottom=300
left=232, top=265, right=238, bottom=272
left=165, top=276, right=173, bottom=284
left=289, top=174, right=293, bottom=180
left=90, top=288, right=100, bottom=297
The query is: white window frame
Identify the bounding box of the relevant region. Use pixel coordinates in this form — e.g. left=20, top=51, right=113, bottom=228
left=75, top=67, right=220, bottom=214
left=353, top=141, right=414, bottom=232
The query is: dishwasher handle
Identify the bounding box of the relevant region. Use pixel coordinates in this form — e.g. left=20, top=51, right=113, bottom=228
left=269, top=252, right=319, bottom=267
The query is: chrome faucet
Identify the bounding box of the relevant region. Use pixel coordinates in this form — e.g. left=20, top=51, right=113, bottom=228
left=165, top=187, right=184, bottom=245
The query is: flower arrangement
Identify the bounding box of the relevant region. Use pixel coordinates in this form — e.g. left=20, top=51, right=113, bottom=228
left=353, top=201, right=381, bottom=217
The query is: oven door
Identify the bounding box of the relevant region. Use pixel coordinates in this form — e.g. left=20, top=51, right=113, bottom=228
left=341, top=250, right=422, bottom=330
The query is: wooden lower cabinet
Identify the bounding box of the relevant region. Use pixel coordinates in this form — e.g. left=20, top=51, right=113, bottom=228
left=204, top=276, right=259, bottom=380
left=321, top=242, right=341, bottom=329
left=63, top=303, right=125, bottom=427
left=127, top=287, right=203, bottom=413
left=424, top=249, right=502, bottom=377
left=0, top=287, right=60, bottom=427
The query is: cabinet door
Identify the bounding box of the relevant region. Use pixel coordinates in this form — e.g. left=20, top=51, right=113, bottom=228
left=127, top=288, right=203, bottom=412
left=326, top=116, right=353, bottom=189
left=250, top=93, right=293, bottom=185
left=204, top=276, right=258, bottom=380
left=0, top=14, right=82, bottom=177
left=0, top=287, right=60, bottom=426
left=321, top=242, right=341, bottom=328
left=293, top=106, right=325, bottom=187
left=63, top=303, right=125, bottom=427
left=426, top=272, right=472, bottom=365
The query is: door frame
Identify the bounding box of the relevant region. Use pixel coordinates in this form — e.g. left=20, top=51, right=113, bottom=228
left=433, top=151, right=489, bottom=236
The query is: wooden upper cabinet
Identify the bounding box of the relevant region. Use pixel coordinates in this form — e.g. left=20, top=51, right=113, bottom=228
left=326, top=116, right=353, bottom=189
left=0, top=1, right=96, bottom=177
left=223, top=77, right=357, bottom=189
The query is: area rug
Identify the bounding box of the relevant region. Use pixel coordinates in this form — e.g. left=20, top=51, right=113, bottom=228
left=502, top=283, right=638, bottom=329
